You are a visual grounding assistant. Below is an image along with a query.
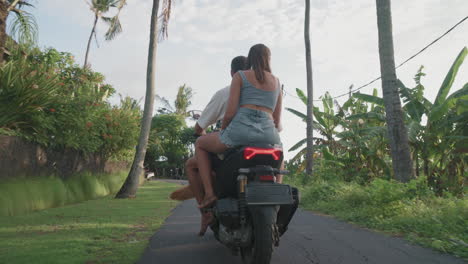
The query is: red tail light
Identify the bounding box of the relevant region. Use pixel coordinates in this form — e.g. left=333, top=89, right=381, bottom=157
left=259, top=175, right=275, bottom=182
left=243, top=147, right=282, bottom=160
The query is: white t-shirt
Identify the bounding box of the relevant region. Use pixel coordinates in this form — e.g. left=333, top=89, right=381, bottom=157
left=197, top=86, right=230, bottom=130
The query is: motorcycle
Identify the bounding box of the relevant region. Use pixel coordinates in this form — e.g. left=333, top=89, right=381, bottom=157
left=207, top=145, right=299, bottom=264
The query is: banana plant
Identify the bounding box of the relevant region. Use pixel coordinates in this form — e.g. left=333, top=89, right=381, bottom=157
left=287, top=90, right=345, bottom=155
left=350, top=47, right=467, bottom=193
left=339, top=90, right=391, bottom=181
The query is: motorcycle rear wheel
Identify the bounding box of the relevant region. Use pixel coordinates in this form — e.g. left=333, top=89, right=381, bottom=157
left=240, top=206, right=277, bottom=264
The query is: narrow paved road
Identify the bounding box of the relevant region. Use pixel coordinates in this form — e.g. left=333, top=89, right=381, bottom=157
left=139, top=199, right=465, bottom=264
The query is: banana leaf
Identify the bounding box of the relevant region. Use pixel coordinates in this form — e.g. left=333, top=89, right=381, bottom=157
left=433, top=47, right=467, bottom=107
left=286, top=107, right=306, bottom=120
left=429, top=83, right=468, bottom=122
left=288, top=138, right=307, bottom=152
left=346, top=112, right=385, bottom=122
left=352, top=93, right=384, bottom=106
left=295, top=88, right=308, bottom=105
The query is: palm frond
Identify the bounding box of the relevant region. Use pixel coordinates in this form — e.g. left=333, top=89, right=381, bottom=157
left=155, top=95, right=174, bottom=113
left=8, top=9, right=38, bottom=45
left=158, top=0, right=173, bottom=41
left=15, top=1, right=34, bottom=9
left=103, top=15, right=122, bottom=40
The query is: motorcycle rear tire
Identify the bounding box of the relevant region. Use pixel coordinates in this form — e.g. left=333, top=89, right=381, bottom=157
left=241, top=206, right=276, bottom=264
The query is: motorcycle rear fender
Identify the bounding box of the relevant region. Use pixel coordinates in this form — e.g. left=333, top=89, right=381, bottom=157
left=245, top=183, right=294, bottom=206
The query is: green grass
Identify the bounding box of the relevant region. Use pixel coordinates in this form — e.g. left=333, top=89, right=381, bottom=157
left=0, top=181, right=180, bottom=264
left=0, top=171, right=131, bottom=216
left=286, top=177, right=468, bottom=260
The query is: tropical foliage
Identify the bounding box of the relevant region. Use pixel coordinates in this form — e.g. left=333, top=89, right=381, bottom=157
left=145, top=114, right=194, bottom=174
left=286, top=176, right=468, bottom=259
left=144, top=84, right=197, bottom=176
left=0, top=0, right=38, bottom=66
left=6, top=0, right=38, bottom=45
left=0, top=45, right=141, bottom=160
left=174, top=84, right=194, bottom=116
left=287, top=47, right=468, bottom=195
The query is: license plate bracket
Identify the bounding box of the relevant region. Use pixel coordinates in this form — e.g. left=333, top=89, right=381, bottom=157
left=245, top=183, right=294, bottom=205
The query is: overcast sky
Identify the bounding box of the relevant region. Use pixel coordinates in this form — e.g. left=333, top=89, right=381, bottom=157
left=28, top=0, right=468, bottom=159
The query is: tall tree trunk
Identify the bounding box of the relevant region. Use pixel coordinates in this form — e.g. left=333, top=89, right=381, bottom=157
left=414, top=149, right=419, bottom=177
left=115, top=0, right=160, bottom=198
left=0, top=2, right=8, bottom=65
left=304, top=0, right=314, bottom=176
left=375, top=0, right=414, bottom=182
left=83, top=14, right=99, bottom=68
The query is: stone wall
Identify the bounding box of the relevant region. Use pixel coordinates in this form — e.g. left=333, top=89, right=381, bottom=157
left=0, top=135, right=129, bottom=178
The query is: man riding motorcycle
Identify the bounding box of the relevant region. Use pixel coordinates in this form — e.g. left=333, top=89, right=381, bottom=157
left=171, top=55, right=251, bottom=235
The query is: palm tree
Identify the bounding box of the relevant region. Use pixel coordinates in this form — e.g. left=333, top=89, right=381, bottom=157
left=304, top=0, right=314, bottom=176
left=174, top=84, right=193, bottom=116
left=115, top=0, right=173, bottom=198
left=83, top=0, right=127, bottom=68
left=375, top=0, right=413, bottom=182
left=0, top=0, right=37, bottom=64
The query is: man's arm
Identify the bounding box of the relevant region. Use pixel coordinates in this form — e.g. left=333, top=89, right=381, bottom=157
left=196, top=88, right=227, bottom=134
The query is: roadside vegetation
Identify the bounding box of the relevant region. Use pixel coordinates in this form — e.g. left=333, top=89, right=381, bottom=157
left=286, top=175, right=467, bottom=259
left=286, top=47, right=467, bottom=259
left=288, top=47, right=467, bottom=196
left=0, top=181, right=180, bottom=264
left=0, top=43, right=141, bottom=161
left=0, top=40, right=193, bottom=213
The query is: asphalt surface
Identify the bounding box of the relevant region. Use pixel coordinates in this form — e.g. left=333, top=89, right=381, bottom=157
left=138, top=199, right=465, bottom=264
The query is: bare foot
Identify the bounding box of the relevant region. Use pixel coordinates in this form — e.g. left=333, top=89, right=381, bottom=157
left=198, top=212, right=214, bottom=236
left=198, top=195, right=217, bottom=209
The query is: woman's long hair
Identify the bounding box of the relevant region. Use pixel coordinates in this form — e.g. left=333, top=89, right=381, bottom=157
left=247, top=44, right=271, bottom=83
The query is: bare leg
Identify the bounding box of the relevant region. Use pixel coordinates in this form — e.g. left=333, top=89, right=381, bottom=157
left=185, top=157, right=204, bottom=204
left=195, top=132, right=228, bottom=208
left=186, top=156, right=215, bottom=236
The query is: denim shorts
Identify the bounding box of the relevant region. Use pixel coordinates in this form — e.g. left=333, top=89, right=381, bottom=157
left=219, top=108, right=282, bottom=147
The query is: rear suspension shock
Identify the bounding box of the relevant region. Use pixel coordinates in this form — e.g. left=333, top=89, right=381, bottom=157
left=237, top=174, right=248, bottom=226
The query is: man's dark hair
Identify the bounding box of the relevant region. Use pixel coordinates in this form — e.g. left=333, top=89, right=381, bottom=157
left=231, top=56, right=248, bottom=73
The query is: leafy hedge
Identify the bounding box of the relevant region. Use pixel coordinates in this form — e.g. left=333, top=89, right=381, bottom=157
left=0, top=45, right=140, bottom=160
left=0, top=171, right=129, bottom=216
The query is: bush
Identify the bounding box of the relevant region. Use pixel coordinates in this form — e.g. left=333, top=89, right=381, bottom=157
left=0, top=46, right=140, bottom=160
left=294, top=177, right=468, bottom=259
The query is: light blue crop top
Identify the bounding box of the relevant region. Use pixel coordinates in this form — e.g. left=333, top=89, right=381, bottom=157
left=238, top=71, right=280, bottom=111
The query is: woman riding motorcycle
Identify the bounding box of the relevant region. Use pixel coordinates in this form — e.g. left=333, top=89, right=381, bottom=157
left=195, top=43, right=283, bottom=212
